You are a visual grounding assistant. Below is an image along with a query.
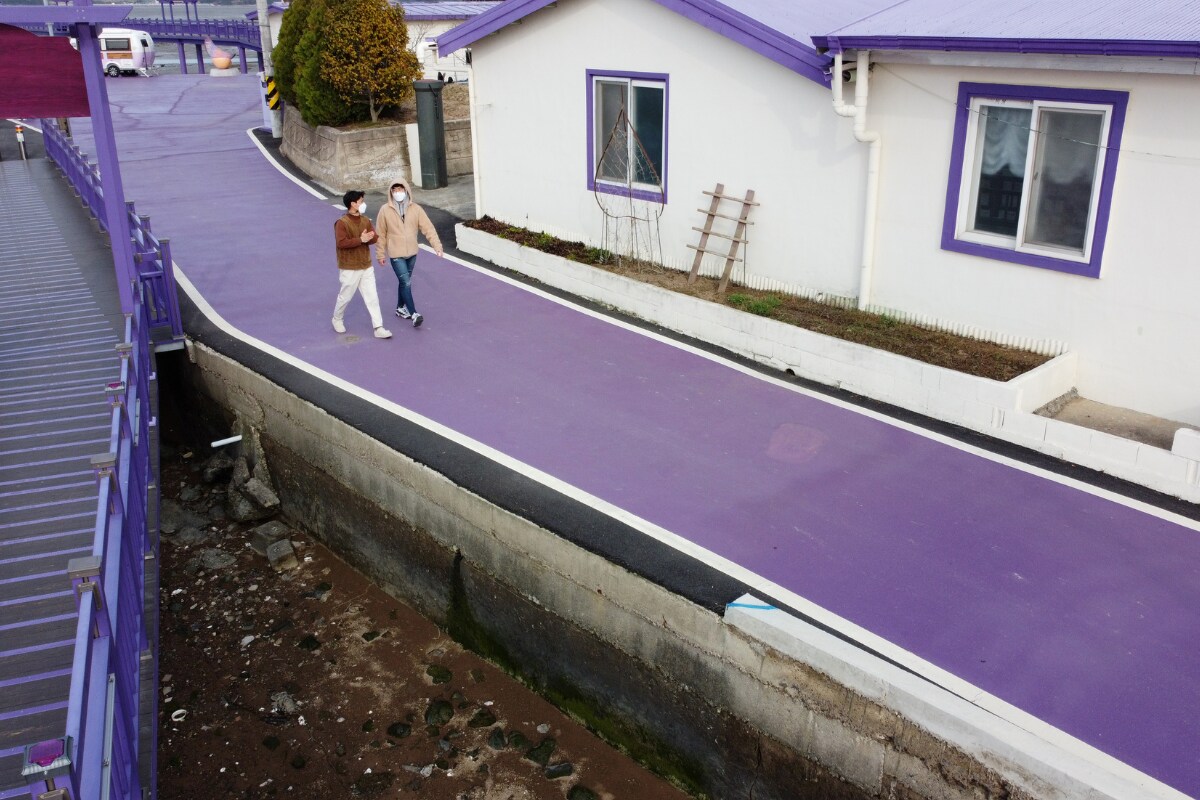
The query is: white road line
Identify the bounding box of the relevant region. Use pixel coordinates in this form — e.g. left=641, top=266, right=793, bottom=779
left=243, top=128, right=327, bottom=200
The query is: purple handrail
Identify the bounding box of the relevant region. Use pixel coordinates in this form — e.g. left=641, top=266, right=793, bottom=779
left=22, top=121, right=170, bottom=800
left=18, top=19, right=261, bottom=48
left=41, top=121, right=184, bottom=340
left=123, top=17, right=261, bottom=48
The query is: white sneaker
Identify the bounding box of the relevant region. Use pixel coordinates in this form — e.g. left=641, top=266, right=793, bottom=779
left=374, top=327, right=393, bottom=339
left=332, top=318, right=346, bottom=333
left=411, top=313, right=423, bottom=328
left=395, top=306, right=412, bottom=319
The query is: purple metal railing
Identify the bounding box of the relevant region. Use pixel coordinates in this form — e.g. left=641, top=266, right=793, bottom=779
left=123, top=17, right=260, bottom=48
left=41, top=121, right=184, bottom=340
left=18, top=121, right=172, bottom=800
left=21, top=19, right=261, bottom=48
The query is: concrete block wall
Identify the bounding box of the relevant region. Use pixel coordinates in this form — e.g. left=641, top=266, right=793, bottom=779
left=184, top=340, right=1089, bottom=800
left=403, top=119, right=474, bottom=185
left=280, top=107, right=411, bottom=193
left=457, top=225, right=1200, bottom=504
left=445, top=119, right=472, bottom=178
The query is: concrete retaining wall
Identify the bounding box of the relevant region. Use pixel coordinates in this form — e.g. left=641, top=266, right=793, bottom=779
left=281, top=107, right=411, bottom=193
left=405, top=118, right=474, bottom=186
left=456, top=224, right=1200, bottom=504
left=445, top=119, right=472, bottom=178
left=178, top=338, right=1123, bottom=800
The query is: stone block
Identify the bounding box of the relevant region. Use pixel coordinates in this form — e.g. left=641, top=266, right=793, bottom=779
left=266, top=539, right=299, bottom=571
left=201, top=451, right=235, bottom=484
left=242, top=476, right=280, bottom=511
left=251, top=520, right=291, bottom=556
left=230, top=457, right=250, bottom=488
left=1044, top=419, right=1094, bottom=454
left=1136, top=445, right=1192, bottom=485
left=1089, top=432, right=1142, bottom=466
left=1172, top=428, right=1200, bottom=460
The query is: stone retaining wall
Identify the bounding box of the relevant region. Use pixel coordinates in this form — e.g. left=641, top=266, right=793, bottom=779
left=445, top=119, right=472, bottom=177
left=281, top=107, right=473, bottom=192
left=281, top=107, right=411, bottom=193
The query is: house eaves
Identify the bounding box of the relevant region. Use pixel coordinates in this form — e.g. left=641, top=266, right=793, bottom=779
left=814, top=34, right=1200, bottom=60
left=435, top=0, right=834, bottom=86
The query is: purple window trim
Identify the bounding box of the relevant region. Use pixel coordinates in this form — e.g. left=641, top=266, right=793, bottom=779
left=941, top=82, right=1128, bottom=279
left=585, top=69, right=670, bottom=204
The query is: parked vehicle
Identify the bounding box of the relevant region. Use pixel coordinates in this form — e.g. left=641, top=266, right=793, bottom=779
left=70, top=28, right=156, bottom=76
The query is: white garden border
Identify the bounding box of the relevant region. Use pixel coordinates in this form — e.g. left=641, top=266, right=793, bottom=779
left=458, top=224, right=1200, bottom=504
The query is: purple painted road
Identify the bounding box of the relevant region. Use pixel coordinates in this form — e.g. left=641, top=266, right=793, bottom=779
left=80, top=76, right=1199, bottom=795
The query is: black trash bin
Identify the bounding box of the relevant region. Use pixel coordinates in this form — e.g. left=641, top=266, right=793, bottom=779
left=413, top=80, right=449, bottom=190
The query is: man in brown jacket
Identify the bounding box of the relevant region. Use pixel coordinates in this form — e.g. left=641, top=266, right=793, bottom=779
left=333, top=189, right=392, bottom=339
left=375, top=178, right=443, bottom=328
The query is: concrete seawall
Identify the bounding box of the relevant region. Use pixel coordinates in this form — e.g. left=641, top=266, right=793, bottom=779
left=174, top=339, right=1056, bottom=800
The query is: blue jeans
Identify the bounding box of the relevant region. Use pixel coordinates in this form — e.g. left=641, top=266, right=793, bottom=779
left=389, top=254, right=417, bottom=314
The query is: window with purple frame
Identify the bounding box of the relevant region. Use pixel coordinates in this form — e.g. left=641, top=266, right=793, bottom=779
left=587, top=70, right=668, bottom=202
left=942, top=83, right=1128, bottom=278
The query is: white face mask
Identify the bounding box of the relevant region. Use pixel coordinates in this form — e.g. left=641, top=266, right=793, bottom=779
left=358, top=201, right=368, bottom=214
left=392, top=191, right=406, bottom=203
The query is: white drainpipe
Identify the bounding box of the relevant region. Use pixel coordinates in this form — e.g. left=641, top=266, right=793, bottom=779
left=831, top=50, right=881, bottom=311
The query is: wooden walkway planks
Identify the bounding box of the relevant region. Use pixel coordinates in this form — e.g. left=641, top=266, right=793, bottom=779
left=0, top=159, right=123, bottom=795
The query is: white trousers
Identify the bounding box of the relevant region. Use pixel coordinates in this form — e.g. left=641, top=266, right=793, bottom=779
left=333, top=267, right=383, bottom=329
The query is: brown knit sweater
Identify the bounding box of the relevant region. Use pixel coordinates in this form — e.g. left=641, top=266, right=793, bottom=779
left=334, top=213, right=378, bottom=270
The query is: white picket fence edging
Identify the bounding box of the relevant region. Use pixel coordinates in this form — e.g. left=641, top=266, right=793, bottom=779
left=457, top=224, right=1200, bottom=503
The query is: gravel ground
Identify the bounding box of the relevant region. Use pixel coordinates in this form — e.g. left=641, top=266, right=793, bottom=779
left=157, top=448, right=691, bottom=800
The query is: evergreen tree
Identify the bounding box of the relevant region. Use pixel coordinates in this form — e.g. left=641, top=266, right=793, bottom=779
left=321, top=0, right=421, bottom=123
left=272, top=0, right=313, bottom=107
left=292, top=0, right=355, bottom=127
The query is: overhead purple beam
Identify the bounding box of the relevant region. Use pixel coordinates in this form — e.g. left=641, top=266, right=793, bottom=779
left=0, top=5, right=130, bottom=24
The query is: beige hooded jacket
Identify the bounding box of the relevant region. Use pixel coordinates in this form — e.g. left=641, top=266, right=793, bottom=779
left=374, top=178, right=443, bottom=261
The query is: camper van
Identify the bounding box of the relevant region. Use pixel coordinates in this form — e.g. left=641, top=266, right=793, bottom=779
left=71, top=28, right=157, bottom=76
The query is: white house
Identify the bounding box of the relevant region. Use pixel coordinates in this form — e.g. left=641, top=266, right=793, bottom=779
left=439, top=0, right=1200, bottom=428
left=810, top=0, right=1200, bottom=427
left=401, top=1, right=504, bottom=79
left=252, top=2, right=502, bottom=77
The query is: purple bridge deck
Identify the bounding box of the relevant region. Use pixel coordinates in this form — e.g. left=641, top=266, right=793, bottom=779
left=0, top=159, right=123, bottom=796
left=73, top=75, right=1200, bottom=798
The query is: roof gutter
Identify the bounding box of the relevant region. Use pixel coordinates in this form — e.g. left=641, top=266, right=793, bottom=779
left=831, top=49, right=881, bottom=311
left=813, top=35, right=1200, bottom=60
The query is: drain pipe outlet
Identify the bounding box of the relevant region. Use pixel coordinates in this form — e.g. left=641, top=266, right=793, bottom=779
left=832, top=50, right=882, bottom=311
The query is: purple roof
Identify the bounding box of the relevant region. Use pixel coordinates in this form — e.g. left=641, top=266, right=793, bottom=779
left=436, top=0, right=899, bottom=85
left=402, top=1, right=505, bottom=21
left=816, top=0, right=1200, bottom=58
left=248, top=1, right=504, bottom=22
left=244, top=2, right=287, bottom=20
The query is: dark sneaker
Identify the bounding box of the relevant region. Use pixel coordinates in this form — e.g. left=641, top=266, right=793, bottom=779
left=411, top=313, right=423, bottom=328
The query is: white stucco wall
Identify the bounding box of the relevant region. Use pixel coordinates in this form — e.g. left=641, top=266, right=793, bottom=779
left=409, top=19, right=471, bottom=80
left=865, top=62, right=1200, bottom=425
left=468, top=0, right=865, bottom=296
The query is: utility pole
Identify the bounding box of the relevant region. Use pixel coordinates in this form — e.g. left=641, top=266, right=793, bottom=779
left=255, top=0, right=282, bottom=137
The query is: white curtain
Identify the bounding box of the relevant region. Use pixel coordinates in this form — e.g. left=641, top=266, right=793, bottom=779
left=1038, top=110, right=1104, bottom=184
left=980, top=106, right=1032, bottom=178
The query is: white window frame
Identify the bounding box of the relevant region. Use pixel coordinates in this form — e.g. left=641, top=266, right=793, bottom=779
left=591, top=74, right=666, bottom=193
left=956, top=97, right=1113, bottom=265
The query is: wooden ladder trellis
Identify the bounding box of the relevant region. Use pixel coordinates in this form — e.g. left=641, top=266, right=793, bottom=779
left=687, top=183, right=758, bottom=293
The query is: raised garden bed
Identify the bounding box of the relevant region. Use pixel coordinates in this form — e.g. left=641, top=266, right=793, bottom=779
left=466, top=217, right=1049, bottom=382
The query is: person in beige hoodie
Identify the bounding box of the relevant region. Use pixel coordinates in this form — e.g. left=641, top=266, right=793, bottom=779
left=374, top=178, right=443, bottom=328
